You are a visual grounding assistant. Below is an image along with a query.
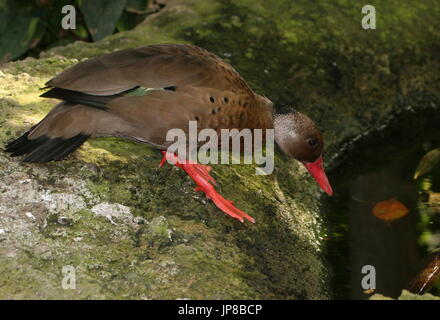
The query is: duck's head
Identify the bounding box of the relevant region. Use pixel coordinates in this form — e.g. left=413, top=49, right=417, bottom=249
left=274, top=111, right=333, bottom=196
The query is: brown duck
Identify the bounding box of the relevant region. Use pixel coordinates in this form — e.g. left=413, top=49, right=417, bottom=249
left=5, top=44, right=333, bottom=223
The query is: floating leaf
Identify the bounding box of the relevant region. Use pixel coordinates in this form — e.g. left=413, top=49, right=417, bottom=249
left=414, top=148, right=440, bottom=179
left=372, top=198, right=409, bottom=221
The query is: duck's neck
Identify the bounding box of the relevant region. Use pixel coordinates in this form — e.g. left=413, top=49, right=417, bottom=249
left=273, top=113, right=292, bottom=151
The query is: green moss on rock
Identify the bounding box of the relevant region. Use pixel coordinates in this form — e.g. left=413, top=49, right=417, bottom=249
left=371, top=290, right=440, bottom=300
left=0, top=0, right=438, bottom=299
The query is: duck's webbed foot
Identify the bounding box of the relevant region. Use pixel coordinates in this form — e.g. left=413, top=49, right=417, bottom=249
left=159, top=151, right=255, bottom=223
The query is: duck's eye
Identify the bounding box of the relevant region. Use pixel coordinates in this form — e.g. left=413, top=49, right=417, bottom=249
left=308, top=138, right=318, bottom=148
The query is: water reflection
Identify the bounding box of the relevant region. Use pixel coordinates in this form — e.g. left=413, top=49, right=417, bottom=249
left=325, top=110, right=440, bottom=299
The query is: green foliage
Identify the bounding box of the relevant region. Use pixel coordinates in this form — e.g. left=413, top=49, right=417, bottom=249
left=117, top=0, right=157, bottom=31
left=79, top=0, right=127, bottom=41
left=0, top=0, right=157, bottom=62
left=0, top=0, right=46, bottom=62
left=414, top=148, right=440, bottom=179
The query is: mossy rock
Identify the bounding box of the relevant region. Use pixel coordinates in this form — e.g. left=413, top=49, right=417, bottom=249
left=371, top=290, right=440, bottom=300
left=0, top=0, right=438, bottom=299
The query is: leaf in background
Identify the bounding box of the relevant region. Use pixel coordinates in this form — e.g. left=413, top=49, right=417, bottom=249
left=372, top=198, right=409, bottom=222
left=80, top=0, right=127, bottom=41
left=407, top=250, right=440, bottom=295
left=0, top=0, right=46, bottom=62
left=414, top=148, right=440, bottom=179
left=116, top=0, right=150, bottom=32
left=126, top=0, right=150, bottom=14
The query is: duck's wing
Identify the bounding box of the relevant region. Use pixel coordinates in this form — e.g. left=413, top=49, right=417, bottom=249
left=45, top=44, right=254, bottom=96
left=33, top=44, right=274, bottom=149
left=27, top=84, right=271, bottom=149
left=105, top=86, right=270, bottom=146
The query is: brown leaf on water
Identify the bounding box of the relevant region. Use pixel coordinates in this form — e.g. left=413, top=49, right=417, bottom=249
left=372, top=198, right=409, bottom=222
left=414, top=148, right=440, bottom=179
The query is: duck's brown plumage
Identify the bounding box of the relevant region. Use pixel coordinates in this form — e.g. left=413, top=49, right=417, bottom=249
left=5, top=43, right=332, bottom=197
left=7, top=44, right=274, bottom=162
left=47, top=44, right=254, bottom=96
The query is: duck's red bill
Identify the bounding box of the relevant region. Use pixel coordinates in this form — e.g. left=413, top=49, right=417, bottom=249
left=303, top=156, right=333, bottom=196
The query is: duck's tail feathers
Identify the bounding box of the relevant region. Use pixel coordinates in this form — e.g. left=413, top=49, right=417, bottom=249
left=5, top=130, right=89, bottom=163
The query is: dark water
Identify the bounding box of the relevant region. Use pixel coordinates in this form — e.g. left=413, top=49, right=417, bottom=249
left=325, top=109, right=440, bottom=299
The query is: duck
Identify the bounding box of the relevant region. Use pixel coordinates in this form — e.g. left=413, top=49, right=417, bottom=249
left=5, top=43, right=333, bottom=223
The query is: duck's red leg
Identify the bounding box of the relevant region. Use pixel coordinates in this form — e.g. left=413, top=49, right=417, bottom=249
left=159, top=151, right=255, bottom=223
